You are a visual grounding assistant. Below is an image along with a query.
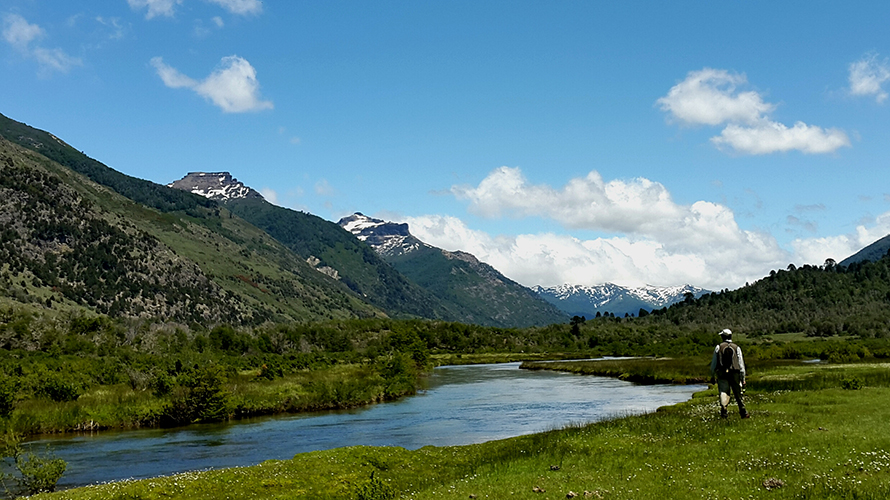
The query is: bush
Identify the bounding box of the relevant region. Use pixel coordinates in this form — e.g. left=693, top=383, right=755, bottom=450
left=1, top=433, right=67, bottom=495
left=163, top=365, right=231, bottom=425
left=15, top=449, right=67, bottom=494
left=356, top=473, right=396, bottom=500
left=37, top=373, right=82, bottom=402
left=0, top=376, right=18, bottom=418
left=841, top=377, right=863, bottom=390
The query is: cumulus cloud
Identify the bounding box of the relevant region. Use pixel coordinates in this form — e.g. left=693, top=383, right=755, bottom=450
left=150, top=55, right=273, bottom=112
left=791, top=212, right=890, bottom=265
left=711, top=122, right=851, bottom=155
left=849, top=53, right=890, bottom=103
left=128, top=0, right=182, bottom=19
left=658, top=68, right=849, bottom=155
left=406, top=167, right=793, bottom=290
left=398, top=170, right=890, bottom=290
left=451, top=166, right=770, bottom=253
left=2, top=14, right=81, bottom=75
left=657, top=68, right=774, bottom=126
left=402, top=213, right=782, bottom=291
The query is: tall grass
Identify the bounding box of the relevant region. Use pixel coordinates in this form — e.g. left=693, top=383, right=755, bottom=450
left=3, top=364, right=410, bottom=436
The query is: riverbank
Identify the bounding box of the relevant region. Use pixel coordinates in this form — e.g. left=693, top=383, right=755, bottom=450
left=32, top=360, right=890, bottom=499
left=3, top=362, right=418, bottom=437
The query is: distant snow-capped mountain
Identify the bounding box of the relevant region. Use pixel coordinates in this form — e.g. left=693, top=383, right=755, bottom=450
left=532, top=283, right=708, bottom=318
left=167, top=172, right=264, bottom=201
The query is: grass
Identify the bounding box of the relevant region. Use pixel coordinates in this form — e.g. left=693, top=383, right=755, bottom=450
left=29, top=360, right=890, bottom=500
left=3, top=364, right=400, bottom=436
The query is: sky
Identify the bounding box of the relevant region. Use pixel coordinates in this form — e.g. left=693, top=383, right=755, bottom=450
left=3, top=1, right=890, bottom=292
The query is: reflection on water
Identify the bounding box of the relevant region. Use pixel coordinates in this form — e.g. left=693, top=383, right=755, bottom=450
left=32, top=362, right=706, bottom=488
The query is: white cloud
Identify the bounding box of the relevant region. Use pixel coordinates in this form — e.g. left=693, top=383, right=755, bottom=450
left=849, top=53, right=890, bottom=103
left=659, top=68, right=849, bottom=155
left=150, top=57, right=197, bottom=87
left=386, top=168, right=890, bottom=291
left=259, top=188, right=278, bottom=205
left=405, top=167, right=788, bottom=290
left=451, top=166, right=770, bottom=253
left=128, top=0, right=183, bottom=19
left=2, top=13, right=81, bottom=75
left=212, top=16, right=224, bottom=27
left=402, top=214, right=780, bottom=291
left=2, top=13, right=43, bottom=48
left=150, top=55, right=273, bottom=112
left=206, top=0, right=263, bottom=15
left=657, top=68, right=774, bottom=126
left=96, top=16, right=127, bottom=40
left=790, top=212, right=890, bottom=266
left=711, top=122, right=851, bottom=155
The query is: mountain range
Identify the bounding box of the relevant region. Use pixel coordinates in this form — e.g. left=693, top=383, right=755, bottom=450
left=532, top=283, right=708, bottom=319
left=7, top=110, right=888, bottom=330
left=167, top=173, right=568, bottom=327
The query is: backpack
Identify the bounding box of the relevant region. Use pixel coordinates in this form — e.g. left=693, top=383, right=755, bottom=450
left=718, top=342, right=741, bottom=373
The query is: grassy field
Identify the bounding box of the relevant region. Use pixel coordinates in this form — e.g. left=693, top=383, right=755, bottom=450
left=29, top=360, right=890, bottom=500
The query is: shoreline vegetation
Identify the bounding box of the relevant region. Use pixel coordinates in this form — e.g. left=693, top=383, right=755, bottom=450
left=27, top=357, right=890, bottom=499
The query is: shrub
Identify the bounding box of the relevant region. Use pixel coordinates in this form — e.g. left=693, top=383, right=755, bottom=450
left=356, top=473, right=396, bottom=500
left=0, top=376, right=18, bottom=418
left=1, top=433, right=67, bottom=495
left=841, top=377, right=863, bottom=390
left=37, top=373, right=82, bottom=402
left=14, top=449, right=67, bottom=494
left=163, top=365, right=231, bottom=425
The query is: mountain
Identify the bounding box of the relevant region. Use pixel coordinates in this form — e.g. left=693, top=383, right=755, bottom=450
left=840, top=234, right=890, bottom=268
left=339, top=213, right=569, bottom=327
left=166, top=172, right=264, bottom=201
left=168, top=172, right=454, bottom=322
left=0, top=113, right=380, bottom=325
left=532, top=283, right=708, bottom=318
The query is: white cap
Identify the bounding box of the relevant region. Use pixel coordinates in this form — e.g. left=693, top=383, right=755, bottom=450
left=720, top=328, right=732, bottom=338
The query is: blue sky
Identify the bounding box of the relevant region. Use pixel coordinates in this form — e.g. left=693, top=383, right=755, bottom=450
left=3, top=1, right=890, bottom=291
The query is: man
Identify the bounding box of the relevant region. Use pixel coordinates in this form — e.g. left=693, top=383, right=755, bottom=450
left=710, top=328, right=750, bottom=419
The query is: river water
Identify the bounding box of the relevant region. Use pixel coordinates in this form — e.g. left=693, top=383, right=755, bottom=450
left=32, top=362, right=706, bottom=488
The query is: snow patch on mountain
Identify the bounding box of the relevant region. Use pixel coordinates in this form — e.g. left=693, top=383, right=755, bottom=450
left=533, top=283, right=708, bottom=317
left=167, top=172, right=264, bottom=202
left=338, top=213, right=426, bottom=257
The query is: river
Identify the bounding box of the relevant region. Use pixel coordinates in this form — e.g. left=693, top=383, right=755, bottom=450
left=31, top=362, right=706, bottom=488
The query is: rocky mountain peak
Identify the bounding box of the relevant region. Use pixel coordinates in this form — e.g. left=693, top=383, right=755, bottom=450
left=338, top=212, right=426, bottom=257
left=168, top=172, right=264, bottom=201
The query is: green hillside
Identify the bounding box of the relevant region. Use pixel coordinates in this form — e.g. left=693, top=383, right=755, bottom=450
left=0, top=116, right=381, bottom=325
left=638, top=256, right=890, bottom=339
left=388, top=245, right=569, bottom=327
left=223, top=197, right=456, bottom=321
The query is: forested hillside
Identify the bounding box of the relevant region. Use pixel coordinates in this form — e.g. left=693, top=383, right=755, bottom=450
left=0, top=123, right=381, bottom=325
left=645, top=256, right=890, bottom=338
left=386, top=244, right=569, bottom=327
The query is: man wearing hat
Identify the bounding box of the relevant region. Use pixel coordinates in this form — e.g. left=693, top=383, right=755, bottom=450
left=710, top=328, right=750, bottom=419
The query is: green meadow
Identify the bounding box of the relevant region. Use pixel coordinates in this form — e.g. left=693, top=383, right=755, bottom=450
left=30, top=359, right=890, bottom=500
